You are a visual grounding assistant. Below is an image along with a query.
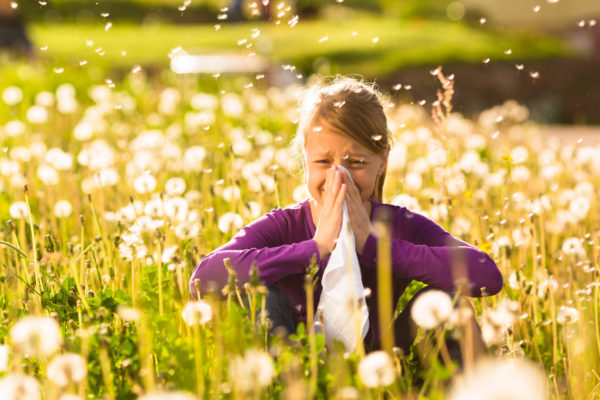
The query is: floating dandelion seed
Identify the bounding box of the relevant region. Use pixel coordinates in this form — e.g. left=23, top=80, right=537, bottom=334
left=590, top=19, right=597, bottom=26
left=10, top=1, right=18, bottom=9
left=533, top=5, right=540, bottom=12
left=479, top=17, right=486, bottom=24
left=131, top=65, right=141, bottom=73
left=237, top=38, right=247, bottom=45
left=105, top=22, right=112, bottom=31
left=547, top=0, right=558, bottom=3
left=577, top=20, right=585, bottom=27
left=256, top=74, right=264, bottom=79
left=336, top=0, right=344, bottom=3
left=79, top=60, right=87, bottom=66
left=288, top=15, right=299, bottom=27
left=372, top=37, right=379, bottom=43
left=312, top=126, right=323, bottom=132
left=38, top=0, right=47, bottom=5
left=214, top=24, right=221, bottom=30
left=120, top=50, right=126, bottom=56
left=100, top=12, right=109, bottom=17
left=483, top=58, right=490, bottom=64
left=504, top=49, right=512, bottom=54
left=251, top=28, right=260, bottom=38
left=40, top=45, right=48, bottom=51
left=54, top=67, right=64, bottom=73
left=530, top=71, right=540, bottom=79
left=516, top=64, right=524, bottom=70
left=85, top=39, right=93, bottom=46
left=404, top=84, right=412, bottom=90
left=334, top=100, right=345, bottom=108
left=318, top=36, right=328, bottom=43
left=418, top=100, right=426, bottom=106
left=392, top=83, right=402, bottom=90
left=217, top=13, right=228, bottom=20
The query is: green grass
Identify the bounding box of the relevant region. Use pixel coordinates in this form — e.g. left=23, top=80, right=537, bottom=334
left=30, top=16, right=571, bottom=76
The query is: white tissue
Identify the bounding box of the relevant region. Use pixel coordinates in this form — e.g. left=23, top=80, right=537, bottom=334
left=315, top=165, right=369, bottom=352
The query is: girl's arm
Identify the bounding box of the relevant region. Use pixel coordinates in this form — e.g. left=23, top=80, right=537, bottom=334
left=189, top=210, right=320, bottom=298
left=358, top=208, right=503, bottom=297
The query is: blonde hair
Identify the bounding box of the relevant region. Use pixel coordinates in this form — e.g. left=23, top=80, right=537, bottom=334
left=292, top=75, right=392, bottom=202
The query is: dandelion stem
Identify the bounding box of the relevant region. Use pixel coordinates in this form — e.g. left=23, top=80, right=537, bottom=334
left=375, top=219, right=394, bottom=355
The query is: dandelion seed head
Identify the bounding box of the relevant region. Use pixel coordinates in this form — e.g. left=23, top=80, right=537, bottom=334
left=228, top=350, right=275, bottom=392
left=411, top=290, right=453, bottom=329
left=448, top=358, right=546, bottom=400
left=47, top=353, right=87, bottom=387
left=358, top=351, right=395, bottom=388
left=0, top=374, right=40, bottom=400
left=10, top=316, right=63, bottom=357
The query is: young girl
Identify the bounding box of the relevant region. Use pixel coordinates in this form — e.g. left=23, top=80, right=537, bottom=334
left=189, top=76, right=503, bottom=355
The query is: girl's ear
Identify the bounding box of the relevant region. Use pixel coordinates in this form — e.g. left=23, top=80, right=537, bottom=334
left=377, top=145, right=391, bottom=176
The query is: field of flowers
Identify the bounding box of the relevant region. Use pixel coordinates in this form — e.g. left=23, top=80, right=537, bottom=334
left=0, top=60, right=598, bottom=399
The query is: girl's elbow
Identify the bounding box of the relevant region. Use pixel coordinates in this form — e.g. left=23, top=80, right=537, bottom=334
left=483, top=262, right=503, bottom=296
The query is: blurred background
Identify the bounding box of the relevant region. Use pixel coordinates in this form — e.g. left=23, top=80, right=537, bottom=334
left=1, top=0, right=599, bottom=124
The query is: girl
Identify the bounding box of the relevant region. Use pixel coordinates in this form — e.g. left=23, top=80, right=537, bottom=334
left=189, top=76, right=503, bottom=355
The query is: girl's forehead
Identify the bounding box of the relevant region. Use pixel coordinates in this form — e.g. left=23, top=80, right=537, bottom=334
left=304, top=130, right=371, bottom=157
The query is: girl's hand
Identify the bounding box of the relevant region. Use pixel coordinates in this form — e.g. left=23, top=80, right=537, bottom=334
left=313, top=165, right=347, bottom=259
left=341, top=172, right=375, bottom=255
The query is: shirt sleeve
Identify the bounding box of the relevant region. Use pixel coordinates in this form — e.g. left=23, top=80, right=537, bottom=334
left=189, top=209, right=321, bottom=298
left=358, top=207, right=503, bottom=297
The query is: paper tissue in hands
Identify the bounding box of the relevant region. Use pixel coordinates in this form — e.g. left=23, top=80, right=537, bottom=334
left=315, top=165, right=369, bottom=352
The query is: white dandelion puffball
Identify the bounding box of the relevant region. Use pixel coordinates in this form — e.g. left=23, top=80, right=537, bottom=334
left=358, top=351, right=396, bottom=388
left=26, top=105, right=48, bottom=124
left=138, top=391, right=197, bottom=400
left=218, top=212, right=244, bottom=233
left=3, top=86, right=23, bottom=105
left=0, top=345, right=8, bottom=372
left=5, top=120, right=26, bottom=136
left=181, top=301, right=213, bottom=326
left=10, top=316, right=63, bottom=357
left=9, top=201, right=29, bottom=219
left=411, top=290, right=453, bottom=329
left=556, top=306, right=579, bottom=325
left=133, top=174, right=157, bottom=194
left=448, top=358, right=546, bottom=400
left=183, top=146, right=206, bottom=172
left=228, top=349, right=275, bottom=392
left=37, top=164, right=59, bottom=185
left=0, top=374, right=40, bottom=400
left=47, top=353, right=87, bottom=387
left=54, top=200, right=73, bottom=218
left=165, top=177, right=186, bottom=196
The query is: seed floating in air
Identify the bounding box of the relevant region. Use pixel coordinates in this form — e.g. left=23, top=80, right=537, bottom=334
left=318, top=36, right=328, bottom=43
left=372, top=37, right=379, bottom=43
left=516, top=64, right=524, bottom=70
left=533, top=5, right=540, bottom=12
left=530, top=71, right=540, bottom=79
left=504, top=49, right=512, bottom=54
left=105, top=22, right=113, bottom=31
left=479, top=17, right=486, bottom=24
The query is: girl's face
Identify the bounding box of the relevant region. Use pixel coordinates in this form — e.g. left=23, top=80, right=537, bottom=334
left=303, top=121, right=389, bottom=206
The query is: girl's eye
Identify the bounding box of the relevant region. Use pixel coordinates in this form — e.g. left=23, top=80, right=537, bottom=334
left=350, top=159, right=366, bottom=165
left=316, top=160, right=330, bottom=164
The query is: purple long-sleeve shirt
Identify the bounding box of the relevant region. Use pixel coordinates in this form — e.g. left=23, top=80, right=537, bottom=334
left=189, top=198, right=503, bottom=343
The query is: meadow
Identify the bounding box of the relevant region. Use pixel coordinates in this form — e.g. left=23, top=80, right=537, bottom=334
left=0, top=58, right=598, bottom=400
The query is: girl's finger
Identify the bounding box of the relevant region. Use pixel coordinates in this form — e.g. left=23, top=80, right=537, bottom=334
left=334, top=182, right=347, bottom=211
